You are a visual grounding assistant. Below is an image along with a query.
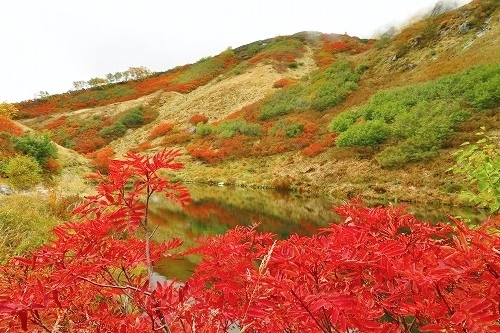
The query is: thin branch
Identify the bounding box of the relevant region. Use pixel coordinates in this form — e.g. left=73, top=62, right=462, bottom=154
left=77, top=275, right=147, bottom=294
left=435, top=283, right=453, bottom=315
left=289, top=289, right=340, bottom=333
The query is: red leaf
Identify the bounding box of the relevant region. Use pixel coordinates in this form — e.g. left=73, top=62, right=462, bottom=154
left=246, top=306, right=267, bottom=318
left=466, top=298, right=490, bottom=314
left=310, top=299, right=329, bottom=312
left=18, top=310, right=28, bottom=331
left=53, top=290, right=62, bottom=308
left=449, top=311, right=467, bottom=325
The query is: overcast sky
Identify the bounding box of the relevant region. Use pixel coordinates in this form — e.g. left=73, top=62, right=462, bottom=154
left=0, top=0, right=471, bottom=103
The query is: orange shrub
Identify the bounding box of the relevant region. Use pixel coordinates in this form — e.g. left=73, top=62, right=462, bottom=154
left=189, top=114, right=209, bottom=125
left=301, top=142, right=326, bottom=157
left=90, top=147, right=115, bottom=173
left=0, top=116, right=23, bottom=136
left=0, top=134, right=17, bottom=160
left=43, top=158, right=61, bottom=174
left=272, top=78, right=298, bottom=88
left=148, top=122, right=174, bottom=140
left=72, top=128, right=106, bottom=154
left=302, top=121, right=319, bottom=135
left=162, top=132, right=192, bottom=146
left=186, top=143, right=224, bottom=164
left=323, top=41, right=350, bottom=53
left=44, top=116, right=67, bottom=130
left=301, top=133, right=337, bottom=157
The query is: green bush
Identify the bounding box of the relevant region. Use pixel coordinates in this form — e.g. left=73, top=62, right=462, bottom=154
left=259, top=61, right=360, bottom=120
left=99, top=122, right=127, bottom=140
left=196, top=123, right=213, bottom=136
left=13, top=132, right=58, bottom=165
left=329, top=64, right=499, bottom=167
left=376, top=136, right=440, bottom=168
left=196, top=119, right=261, bottom=138
left=216, top=119, right=261, bottom=137
left=337, top=121, right=390, bottom=147
left=355, top=64, right=369, bottom=75
left=448, top=129, right=500, bottom=213
left=4, top=155, right=43, bottom=189
left=120, top=105, right=145, bottom=127
left=285, top=123, right=304, bottom=138
left=329, top=109, right=363, bottom=132
left=304, top=61, right=360, bottom=112
left=259, top=85, right=308, bottom=120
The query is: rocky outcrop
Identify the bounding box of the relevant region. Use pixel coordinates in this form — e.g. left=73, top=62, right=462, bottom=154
left=0, top=185, right=14, bottom=196
left=431, top=0, right=463, bottom=16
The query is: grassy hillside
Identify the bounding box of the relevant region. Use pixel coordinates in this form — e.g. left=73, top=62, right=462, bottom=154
left=11, top=0, right=500, bottom=205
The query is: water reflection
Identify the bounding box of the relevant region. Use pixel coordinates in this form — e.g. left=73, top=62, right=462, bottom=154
left=149, top=184, right=488, bottom=279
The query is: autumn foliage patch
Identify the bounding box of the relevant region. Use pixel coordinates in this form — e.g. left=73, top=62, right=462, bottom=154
left=0, top=116, right=23, bottom=137
left=149, top=122, right=175, bottom=140
left=188, top=113, right=209, bottom=126
left=272, top=78, right=298, bottom=88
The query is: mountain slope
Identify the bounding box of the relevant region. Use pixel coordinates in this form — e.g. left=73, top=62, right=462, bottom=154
left=14, top=0, right=500, bottom=205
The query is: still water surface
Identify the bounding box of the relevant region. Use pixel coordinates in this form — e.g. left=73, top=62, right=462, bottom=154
left=148, top=184, right=487, bottom=279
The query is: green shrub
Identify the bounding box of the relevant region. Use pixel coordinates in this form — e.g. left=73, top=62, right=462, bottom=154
left=329, top=64, right=499, bottom=167
left=13, top=132, right=58, bottom=165
left=4, top=155, right=43, bottom=189
left=120, top=105, right=145, bottom=127
left=259, top=85, right=308, bottom=120
left=355, top=64, right=369, bottom=75
left=196, top=119, right=261, bottom=138
left=304, top=61, right=360, bottom=111
left=336, top=121, right=390, bottom=147
left=285, top=123, right=304, bottom=138
left=99, top=122, right=127, bottom=140
left=196, top=123, right=213, bottom=137
left=448, top=128, right=500, bottom=213
left=329, top=109, right=363, bottom=132
left=215, top=119, right=261, bottom=137
left=376, top=136, right=440, bottom=168
left=259, top=61, right=360, bottom=119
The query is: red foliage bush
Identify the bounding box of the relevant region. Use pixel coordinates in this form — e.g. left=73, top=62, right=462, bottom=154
left=0, top=134, right=17, bottom=160
left=0, top=116, right=23, bottom=136
left=186, top=142, right=224, bottom=164
left=148, top=122, right=174, bottom=140
left=272, top=78, right=298, bottom=88
left=323, top=41, right=351, bottom=53
left=302, top=133, right=338, bottom=157
left=90, top=147, right=115, bottom=173
left=72, top=128, right=106, bottom=154
left=0, top=150, right=499, bottom=333
left=188, top=113, right=209, bottom=125
left=161, top=132, right=193, bottom=146
left=43, top=158, right=61, bottom=174
left=43, top=116, right=67, bottom=130
left=301, top=142, right=326, bottom=157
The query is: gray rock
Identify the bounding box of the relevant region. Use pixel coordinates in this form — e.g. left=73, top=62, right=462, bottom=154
left=0, top=185, right=14, bottom=195
left=459, top=22, right=470, bottom=35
